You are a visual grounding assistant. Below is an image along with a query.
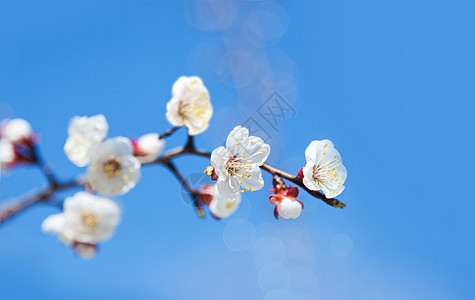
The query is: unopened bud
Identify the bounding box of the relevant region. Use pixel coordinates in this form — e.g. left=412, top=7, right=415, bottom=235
left=133, top=133, right=165, bottom=163
left=1, top=118, right=33, bottom=143
left=204, top=165, right=218, bottom=181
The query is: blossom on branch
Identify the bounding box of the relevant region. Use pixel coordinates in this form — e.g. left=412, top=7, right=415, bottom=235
left=210, top=126, right=270, bottom=198
left=0, top=118, right=33, bottom=143
left=209, top=185, right=242, bottom=219
left=302, top=139, right=347, bottom=198
left=133, top=133, right=165, bottom=163
left=87, top=137, right=141, bottom=195
left=41, top=192, right=121, bottom=246
left=166, top=76, right=213, bottom=135
left=270, top=187, right=303, bottom=219
left=64, top=114, right=109, bottom=167
left=0, top=140, right=15, bottom=170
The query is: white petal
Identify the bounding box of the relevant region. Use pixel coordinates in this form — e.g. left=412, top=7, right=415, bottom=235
left=216, top=176, right=240, bottom=198
left=0, top=140, right=15, bottom=165
left=226, top=126, right=250, bottom=155
left=302, top=161, right=320, bottom=191
left=68, top=114, right=108, bottom=142
left=41, top=214, right=65, bottom=235
left=242, top=137, right=271, bottom=165
left=305, top=139, right=334, bottom=164
left=165, top=97, right=184, bottom=127
left=1, top=118, right=33, bottom=142
left=209, top=185, right=241, bottom=218
left=90, top=137, right=133, bottom=162
left=210, top=146, right=231, bottom=178
left=277, top=197, right=303, bottom=219
left=64, top=136, right=98, bottom=167
left=239, top=167, right=265, bottom=192
left=137, top=133, right=165, bottom=156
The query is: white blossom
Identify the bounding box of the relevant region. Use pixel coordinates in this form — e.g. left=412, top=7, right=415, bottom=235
left=277, top=197, right=303, bottom=219
left=41, top=192, right=121, bottom=245
left=0, top=140, right=15, bottom=169
left=1, top=118, right=33, bottom=142
left=166, top=76, right=213, bottom=135
left=209, top=185, right=241, bottom=219
left=210, top=126, right=270, bottom=198
left=87, top=137, right=141, bottom=195
left=64, top=114, right=109, bottom=167
left=135, top=133, right=165, bottom=163
left=302, top=139, right=347, bottom=198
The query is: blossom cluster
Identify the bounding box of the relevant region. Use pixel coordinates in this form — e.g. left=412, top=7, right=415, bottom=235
left=0, top=76, right=347, bottom=259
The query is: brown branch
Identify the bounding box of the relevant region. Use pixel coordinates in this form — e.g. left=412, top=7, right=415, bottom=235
left=159, top=126, right=181, bottom=139
left=0, top=130, right=345, bottom=226
left=160, top=159, right=204, bottom=218
left=0, top=178, right=86, bottom=225
left=261, top=163, right=346, bottom=208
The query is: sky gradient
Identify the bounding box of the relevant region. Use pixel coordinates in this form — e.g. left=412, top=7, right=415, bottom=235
left=0, top=1, right=474, bottom=299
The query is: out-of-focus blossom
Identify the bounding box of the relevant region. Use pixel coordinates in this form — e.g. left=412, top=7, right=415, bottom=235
left=210, top=126, right=270, bottom=198
left=166, top=76, right=213, bottom=135
left=41, top=192, right=121, bottom=245
left=0, top=140, right=15, bottom=169
left=302, top=139, right=347, bottom=198
left=133, top=133, right=165, bottom=163
left=1, top=118, right=33, bottom=143
left=87, top=137, right=141, bottom=195
left=209, top=185, right=241, bottom=219
left=64, top=114, right=109, bottom=167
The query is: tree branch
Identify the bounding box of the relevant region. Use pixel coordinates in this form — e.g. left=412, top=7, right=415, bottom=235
left=0, top=127, right=345, bottom=226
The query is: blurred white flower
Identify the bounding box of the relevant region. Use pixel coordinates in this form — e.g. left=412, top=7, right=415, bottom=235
left=166, top=76, right=213, bottom=135
left=0, top=139, right=15, bottom=169
left=87, top=137, right=141, bottom=195
left=64, top=114, right=109, bottom=167
left=302, top=139, right=347, bottom=198
left=41, top=192, right=121, bottom=245
left=1, top=118, right=33, bottom=142
left=210, top=126, right=270, bottom=198
left=209, top=185, right=241, bottom=219
left=135, top=133, right=165, bottom=163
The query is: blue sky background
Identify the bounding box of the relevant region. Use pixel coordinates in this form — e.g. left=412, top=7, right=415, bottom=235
left=1, top=1, right=474, bottom=299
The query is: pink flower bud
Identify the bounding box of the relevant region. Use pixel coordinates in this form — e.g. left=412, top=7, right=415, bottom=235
left=269, top=186, right=303, bottom=220
left=204, top=165, right=218, bottom=181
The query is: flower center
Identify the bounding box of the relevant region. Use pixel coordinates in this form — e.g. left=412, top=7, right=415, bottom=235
left=81, top=212, right=98, bottom=228
left=178, top=101, right=190, bottom=120
left=225, top=155, right=241, bottom=176
left=226, top=201, right=235, bottom=209
left=103, top=157, right=121, bottom=178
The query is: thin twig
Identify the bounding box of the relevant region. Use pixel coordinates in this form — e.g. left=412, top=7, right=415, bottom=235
left=159, top=126, right=181, bottom=139
left=161, top=159, right=204, bottom=217
left=0, top=178, right=86, bottom=224
left=0, top=128, right=345, bottom=226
